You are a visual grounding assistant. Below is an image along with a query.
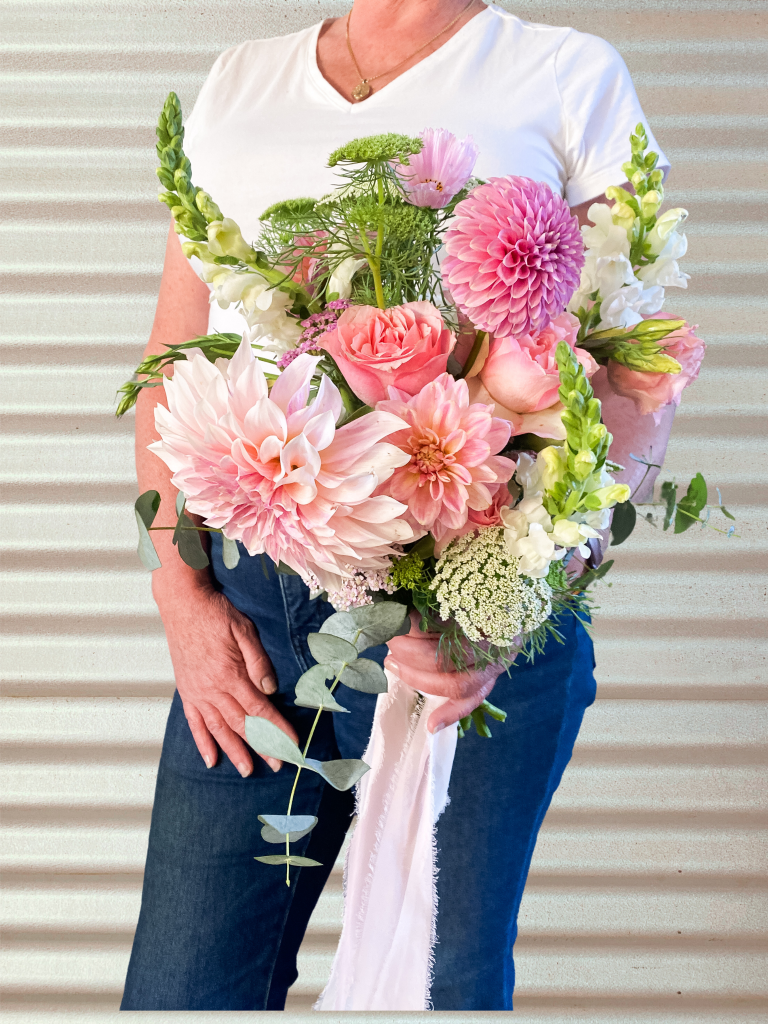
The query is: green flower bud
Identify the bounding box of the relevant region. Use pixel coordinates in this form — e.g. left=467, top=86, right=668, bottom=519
left=584, top=484, right=631, bottom=510
left=181, top=240, right=217, bottom=263
left=195, top=190, right=223, bottom=224
left=573, top=449, right=597, bottom=481
left=641, top=190, right=662, bottom=219
left=587, top=422, right=607, bottom=447
left=612, top=344, right=682, bottom=375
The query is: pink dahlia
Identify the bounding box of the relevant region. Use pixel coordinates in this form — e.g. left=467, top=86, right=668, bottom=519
left=377, top=373, right=515, bottom=542
left=394, top=127, right=479, bottom=209
left=150, top=340, right=414, bottom=588
left=442, top=175, right=585, bottom=337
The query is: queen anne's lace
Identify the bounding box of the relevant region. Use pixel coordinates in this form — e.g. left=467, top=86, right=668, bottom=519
left=431, top=527, right=552, bottom=646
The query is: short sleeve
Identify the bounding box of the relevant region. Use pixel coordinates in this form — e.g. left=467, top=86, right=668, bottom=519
left=555, top=30, right=670, bottom=207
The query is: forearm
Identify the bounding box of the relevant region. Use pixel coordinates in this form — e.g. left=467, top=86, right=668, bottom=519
left=591, top=366, right=676, bottom=503
left=136, top=222, right=214, bottom=608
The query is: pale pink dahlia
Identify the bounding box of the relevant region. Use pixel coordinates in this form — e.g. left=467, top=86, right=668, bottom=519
left=442, top=175, right=585, bottom=337
left=150, top=340, right=414, bottom=588
left=377, top=373, right=515, bottom=542
left=394, top=127, right=479, bottom=209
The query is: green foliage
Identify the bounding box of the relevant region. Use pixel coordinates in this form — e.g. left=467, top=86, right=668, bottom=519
left=255, top=854, right=323, bottom=867
left=156, top=92, right=211, bottom=241
left=675, top=472, right=708, bottom=533
left=116, top=333, right=245, bottom=416
left=390, top=550, right=430, bottom=592
left=661, top=480, right=678, bottom=531
left=610, top=500, right=637, bottom=546
left=545, top=560, right=570, bottom=591
left=134, top=491, right=161, bottom=570
left=294, top=665, right=349, bottom=712
left=458, top=699, right=508, bottom=739
left=259, top=815, right=318, bottom=844
left=221, top=536, right=240, bottom=569
left=173, top=496, right=210, bottom=570
left=259, top=197, right=318, bottom=223
left=304, top=757, right=371, bottom=791
left=319, top=602, right=409, bottom=651
left=328, top=133, right=422, bottom=166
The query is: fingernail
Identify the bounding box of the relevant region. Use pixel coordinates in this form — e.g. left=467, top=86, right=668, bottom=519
left=204, top=755, right=213, bottom=769
left=432, top=722, right=445, bottom=734
left=262, top=676, right=277, bottom=695
left=237, top=762, right=252, bottom=778
left=266, top=757, right=282, bottom=773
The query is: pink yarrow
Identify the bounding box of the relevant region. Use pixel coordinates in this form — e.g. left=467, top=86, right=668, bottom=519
left=377, top=373, right=515, bottom=543
left=443, top=175, right=585, bottom=337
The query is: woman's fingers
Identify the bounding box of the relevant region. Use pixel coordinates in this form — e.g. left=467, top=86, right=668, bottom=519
left=427, top=673, right=498, bottom=734
left=183, top=702, right=219, bottom=768
left=197, top=701, right=256, bottom=777
left=231, top=616, right=278, bottom=694
left=385, top=653, right=484, bottom=700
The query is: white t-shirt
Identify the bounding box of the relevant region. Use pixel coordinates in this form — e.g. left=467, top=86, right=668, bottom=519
left=184, top=2, right=668, bottom=334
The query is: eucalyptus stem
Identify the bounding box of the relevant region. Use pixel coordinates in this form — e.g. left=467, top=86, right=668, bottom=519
left=148, top=525, right=222, bottom=533
left=283, top=628, right=362, bottom=886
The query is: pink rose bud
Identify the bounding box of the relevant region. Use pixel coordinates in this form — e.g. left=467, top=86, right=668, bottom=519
left=318, top=301, right=455, bottom=407
left=607, top=319, right=705, bottom=418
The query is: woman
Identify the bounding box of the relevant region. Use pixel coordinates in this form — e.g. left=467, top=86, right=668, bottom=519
left=121, top=0, right=675, bottom=1010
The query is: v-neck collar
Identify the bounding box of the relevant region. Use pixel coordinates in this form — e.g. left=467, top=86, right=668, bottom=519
left=305, top=4, right=495, bottom=113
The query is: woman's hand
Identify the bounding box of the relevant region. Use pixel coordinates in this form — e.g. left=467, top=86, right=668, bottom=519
left=155, top=583, right=298, bottom=776
left=385, top=611, right=506, bottom=734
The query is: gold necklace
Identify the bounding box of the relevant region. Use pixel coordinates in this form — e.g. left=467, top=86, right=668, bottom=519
left=345, top=0, right=478, bottom=102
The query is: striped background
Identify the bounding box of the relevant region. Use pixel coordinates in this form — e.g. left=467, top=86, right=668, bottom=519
left=1, top=1, right=766, bottom=1020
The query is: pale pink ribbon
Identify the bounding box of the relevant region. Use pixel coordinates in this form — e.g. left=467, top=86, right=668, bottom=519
left=315, top=670, right=458, bottom=1011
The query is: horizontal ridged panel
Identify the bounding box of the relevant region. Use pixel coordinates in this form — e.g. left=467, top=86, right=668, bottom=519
left=1, top=1, right=766, bottom=1019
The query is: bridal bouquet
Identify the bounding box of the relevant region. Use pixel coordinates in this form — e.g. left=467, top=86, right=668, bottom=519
left=120, top=94, right=732, bottom=882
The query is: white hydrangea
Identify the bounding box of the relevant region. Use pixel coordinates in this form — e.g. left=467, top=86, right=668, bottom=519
left=430, top=528, right=553, bottom=646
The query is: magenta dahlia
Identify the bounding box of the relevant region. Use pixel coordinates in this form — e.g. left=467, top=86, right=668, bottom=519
left=442, top=176, right=584, bottom=338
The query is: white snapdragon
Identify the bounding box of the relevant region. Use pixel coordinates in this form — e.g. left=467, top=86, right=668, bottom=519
left=549, top=519, right=600, bottom=557
left=646, top=208, right=688, bottom=257
left=200, top=264, right=301, bottom=352
left=507, top=522, right=563, bottom=579
left=327, top=256, right=367, bottom=301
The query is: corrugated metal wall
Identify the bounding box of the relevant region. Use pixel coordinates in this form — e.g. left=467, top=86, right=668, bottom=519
left=2, top=1, right=766, bottom=1019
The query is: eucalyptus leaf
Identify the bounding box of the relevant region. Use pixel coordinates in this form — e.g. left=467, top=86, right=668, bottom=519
left=720, top=506, right=735, bottom=522
left=245, top=716, right=305, bottom=767
left=258, top=814, right=318, bottom=844
left=304, top=757, right=370, bottom=791
left=261, top=823, right=317, bottom=844
left=134, top=491, right=161, bottom=571
left=661, top=480, right=677, bottom=531
left=610, top=500, right=637, bottom=546
left=294, top=665, right=349, bottom=712
left=254, top=854, right=322, bottom=867
left=221, top=535, right=241, bottom=569
left=174, top=512, right=210, bottom=569
left=675, top=472, right=708, bottom=534
left=275, top=561, right=299, bottom=576
left=319, top=601, right=408, bottom=652
left=340, top=658, right=388, bottom=694
left=307, top=632, right=358, bottom=667
left=175, top=491, right=185, bottom=516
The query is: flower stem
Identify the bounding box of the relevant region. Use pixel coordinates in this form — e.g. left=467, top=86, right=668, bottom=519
left=282, top=635, right=359, bottom=886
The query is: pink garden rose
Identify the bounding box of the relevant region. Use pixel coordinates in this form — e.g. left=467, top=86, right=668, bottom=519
left=319, top=301, right=455, bottom=407
left=466, top=312, right=598, bottom=438
left=377, top=373, right=515, bottom=541
left=607, top=318, right=705, bottom=418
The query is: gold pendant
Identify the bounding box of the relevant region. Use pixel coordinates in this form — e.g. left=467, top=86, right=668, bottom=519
left=352, top=80, right=371, bottom=101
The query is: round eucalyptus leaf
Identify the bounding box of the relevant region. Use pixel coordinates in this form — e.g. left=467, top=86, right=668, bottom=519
left=340, top=658, right=388, bottom=693
left=245, top=716, right=305, bottom=766
left=320, top=602, right=407, bottom=652
left=254, top=854, right=323, bottom=867
left=258, top=814, right=318, bottom=844
left=307, top=632, right=357, bottom=666
left=221, top=535, right=241, bottom=569
left=304, top=756, right=371, bottom=791
left=294, top=665, right=349, bottom=712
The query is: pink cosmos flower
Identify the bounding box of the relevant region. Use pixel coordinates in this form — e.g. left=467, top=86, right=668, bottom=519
left=150, top=340, right=414, bottom=588
left=376, top=373, right=515, bottom=542
left=395, top=127, right=479, bottom=209
left=318, top=301, right=455, bottom=407
left=607, top=318, right=705, bottom=420
left=443, top=175, right=585, bottom=337
left=466, top=312, right=599, bottom=438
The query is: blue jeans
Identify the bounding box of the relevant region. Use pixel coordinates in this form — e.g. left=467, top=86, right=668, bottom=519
left=121, top=536, right=596, bottom=1010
